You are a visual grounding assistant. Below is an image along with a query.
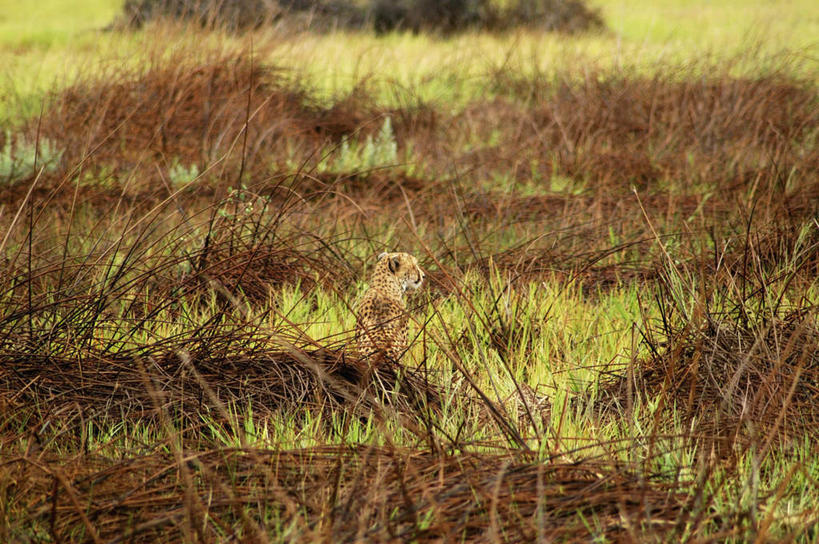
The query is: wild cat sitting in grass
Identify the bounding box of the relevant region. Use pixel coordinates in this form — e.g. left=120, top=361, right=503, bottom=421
left=354, top=252, right=425, bottom=366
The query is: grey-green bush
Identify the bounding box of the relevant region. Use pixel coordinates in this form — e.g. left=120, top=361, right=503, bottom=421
left=119, top=0, right=603, bottom=33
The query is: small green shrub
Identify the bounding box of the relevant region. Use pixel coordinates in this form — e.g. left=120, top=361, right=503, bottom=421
left=168, top=159, right=200, bottom=186
left=327, top=116, right=399, bottom=174
left=0, top=132, right=62, bottom=184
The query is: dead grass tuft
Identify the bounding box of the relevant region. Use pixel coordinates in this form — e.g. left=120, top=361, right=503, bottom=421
left=596, top=224, right=819, bottom=457
left=598, top=312, right=819, bottom=456
left=0, top=346, right=439, bottom=431
left=7, top=446, right=689, bottom=542
left=36, top=55, right=381, bottom=185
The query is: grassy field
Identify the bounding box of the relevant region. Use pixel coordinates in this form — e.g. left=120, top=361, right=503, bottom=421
left=1, top=0, right=818, bottom=542
left=1, top=0, right=817, bottom=113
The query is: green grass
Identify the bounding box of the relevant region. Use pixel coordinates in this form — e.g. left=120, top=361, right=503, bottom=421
left=0, top=0, right=119, bottom=49
left=1, top=0, right=817, bottom=121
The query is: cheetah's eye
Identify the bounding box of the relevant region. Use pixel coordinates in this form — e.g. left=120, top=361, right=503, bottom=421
left=389, top=256, right=401, bottom=273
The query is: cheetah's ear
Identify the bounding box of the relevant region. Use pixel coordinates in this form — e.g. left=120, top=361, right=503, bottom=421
left=388, top=256, right=401, bottom=273
left=377, top=252, right=388, bottom=261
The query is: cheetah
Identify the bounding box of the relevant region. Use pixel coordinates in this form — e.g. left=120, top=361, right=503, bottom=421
left=355, top=252, right=425, bottom=364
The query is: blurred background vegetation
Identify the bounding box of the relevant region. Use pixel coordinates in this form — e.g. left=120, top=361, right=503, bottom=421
left=1, top=0, right=816, bottom=121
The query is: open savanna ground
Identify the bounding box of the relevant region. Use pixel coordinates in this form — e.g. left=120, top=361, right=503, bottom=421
left=1, top=1, right=818, bottom=542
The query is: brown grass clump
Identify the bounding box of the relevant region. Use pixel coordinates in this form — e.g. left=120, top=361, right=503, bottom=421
left=597, top=311, right=819, bottom=456
left=36, top=54, right=379, bottom=185
left=0, top=346, right=439, bottom=430
left=6, top=446, right=688, bottom=542
left=477, top=71, right=818, bottom=197
left=292, top=170, right=429, bottom=202
left=0, top=198, right=346, bottom=323
left=178, top=240, right=350, bottom=304
left=595, top=225, right=819, bottom=457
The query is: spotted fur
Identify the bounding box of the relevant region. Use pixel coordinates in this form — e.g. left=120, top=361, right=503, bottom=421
left=355, top=252, right=424, bottom=364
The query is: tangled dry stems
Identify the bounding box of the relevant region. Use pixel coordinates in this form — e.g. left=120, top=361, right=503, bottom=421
left=10, top=446, right=689, bottom=543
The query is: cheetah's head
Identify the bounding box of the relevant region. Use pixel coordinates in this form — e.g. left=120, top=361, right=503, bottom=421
left=377, top=252, right=425, bottom=292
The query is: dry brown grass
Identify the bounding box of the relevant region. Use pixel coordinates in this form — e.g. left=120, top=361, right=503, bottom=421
left=597, top=311, right=819, bottom=456
left=595, top=224, right=819, bottom=458
left=36, top=56, right=379, bottom=184
left=7, top=446, right=689, bottom=542
left=0, top=347, right=440, bottom=432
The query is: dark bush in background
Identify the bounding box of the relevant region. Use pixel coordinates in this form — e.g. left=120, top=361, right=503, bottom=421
left=372, top=0, right=487, bottom=34
left=119, top=0, right=604, bottom=33
left=121, top=0, right=365, bottom=30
